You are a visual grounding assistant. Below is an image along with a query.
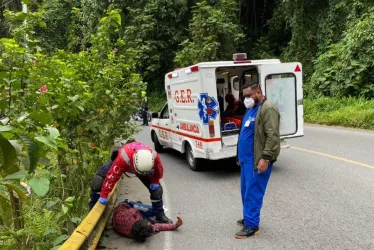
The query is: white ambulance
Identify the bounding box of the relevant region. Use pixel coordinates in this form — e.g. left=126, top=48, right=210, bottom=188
left=150, top=53, right=304, bottom=171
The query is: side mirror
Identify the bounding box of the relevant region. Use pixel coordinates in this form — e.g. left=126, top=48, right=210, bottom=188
left=151, top=112, right=159, bottom=118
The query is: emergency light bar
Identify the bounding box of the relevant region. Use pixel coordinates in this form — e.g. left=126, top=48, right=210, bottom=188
left=185, top=65, right=199, bottom=75
left=233, top=53, right=251, bottom=64
left=167, top=72, right=178, bottom=79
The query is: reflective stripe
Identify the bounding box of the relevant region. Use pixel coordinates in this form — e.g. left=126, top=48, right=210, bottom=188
left=151, top=199, right=161, bottom=202
left=120, top=149, right=131, bottom=166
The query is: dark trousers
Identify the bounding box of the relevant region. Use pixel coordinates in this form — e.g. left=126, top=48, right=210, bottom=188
left=142, top=110, right=148, bottom=125
left=88, top=191, right=100, bottom=210
left=138, top=175, right=165, bottom=217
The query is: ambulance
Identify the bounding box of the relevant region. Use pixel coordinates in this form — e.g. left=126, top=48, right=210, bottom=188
left=150, top=53, right=304, bottom=171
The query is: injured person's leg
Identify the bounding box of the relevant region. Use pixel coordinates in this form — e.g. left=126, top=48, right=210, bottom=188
left=121, top=199, right=172, bottom=224
left=122, top=199, right=154, bottom=219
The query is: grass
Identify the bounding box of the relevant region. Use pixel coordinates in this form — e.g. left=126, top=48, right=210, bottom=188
left=304, top=97, right=374, bottom=130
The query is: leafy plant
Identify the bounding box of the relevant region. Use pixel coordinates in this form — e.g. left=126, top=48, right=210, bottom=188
left=311, top=7, right=374, bottom=98
left=0, top=4, right=144, bottom=249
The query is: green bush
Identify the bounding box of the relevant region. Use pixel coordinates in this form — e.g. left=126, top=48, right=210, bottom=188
left=0, top=6, right=144, bottom=249
left=148, top=90, right=167, bottom=112
left=311, top=7, right=374, bottom=98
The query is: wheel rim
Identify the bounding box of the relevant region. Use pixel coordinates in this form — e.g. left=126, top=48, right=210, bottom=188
left=187, top=146, right=194, bottom=166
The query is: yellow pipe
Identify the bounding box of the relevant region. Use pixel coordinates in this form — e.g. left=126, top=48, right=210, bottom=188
left=87, top=188, right=118, bottom=250
left=59, top=182, right=119, bottom=249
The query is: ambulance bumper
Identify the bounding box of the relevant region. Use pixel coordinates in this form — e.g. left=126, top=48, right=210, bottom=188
left=206, top=146, right=237, bottom=160
left=206, top=138, right=290, bottom=160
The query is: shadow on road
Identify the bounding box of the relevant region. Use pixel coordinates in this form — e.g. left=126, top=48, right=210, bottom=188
left=159, top=148, right=287, bottom=179
left=160, top=148, right=240, bottom=175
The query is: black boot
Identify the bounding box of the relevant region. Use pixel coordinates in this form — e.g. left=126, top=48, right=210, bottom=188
left=237, top=219, right=244, bottom=226
left=235, top=227, right=260, bottom=239
left=148, top=215, right=173, bottom=224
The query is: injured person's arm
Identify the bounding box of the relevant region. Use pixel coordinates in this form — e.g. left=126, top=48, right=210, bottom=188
left=152, top=217, right=183, bottom=232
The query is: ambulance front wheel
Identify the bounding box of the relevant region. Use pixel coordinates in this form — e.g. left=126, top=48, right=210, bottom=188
left=185, top=143, right=202, bottom=171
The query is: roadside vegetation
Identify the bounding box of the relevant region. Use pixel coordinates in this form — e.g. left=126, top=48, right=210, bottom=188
left=304, top=97, right=374, bottom=130
left=0, top=4, right=143, bottom=249
left=0, top=0, right=373, bottom=249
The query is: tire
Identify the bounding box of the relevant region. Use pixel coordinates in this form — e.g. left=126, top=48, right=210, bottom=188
left=185, top=143, right=202, bottom=171
left=153, top=133, right=163, bottom=153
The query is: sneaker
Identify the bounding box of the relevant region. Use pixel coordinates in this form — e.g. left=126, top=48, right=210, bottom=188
left=237, top=219, right=244, bottom=226
left=148, top=215, right=173, bottom=224
left=235, top=227, right=260, bottom=239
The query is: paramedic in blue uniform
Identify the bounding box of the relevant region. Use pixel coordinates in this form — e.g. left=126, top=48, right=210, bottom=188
left=235, top=81, right=280, bottom=239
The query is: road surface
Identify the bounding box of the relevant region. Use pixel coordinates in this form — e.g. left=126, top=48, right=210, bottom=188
left=109, top=124, right=374, bottom=250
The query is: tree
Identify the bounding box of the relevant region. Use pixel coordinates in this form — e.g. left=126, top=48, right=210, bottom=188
left=311, top=6, right=374, bottom=98
left=121, top=0, right=190, bottom=91
left=174, top=0, right=245, bottom=67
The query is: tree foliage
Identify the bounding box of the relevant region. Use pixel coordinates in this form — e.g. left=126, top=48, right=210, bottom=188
left=311, top=7, right=374, bottom=98
left=0, top=4, right=144, bottom=248
left=121, top=0, right=190, bottom=89
left=175, top=0, right=244, bottom=66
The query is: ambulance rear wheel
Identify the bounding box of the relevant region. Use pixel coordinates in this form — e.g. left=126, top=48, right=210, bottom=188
left=186, top=143, right=202, bottom=171
left=153, top=133, right=163, bottom=153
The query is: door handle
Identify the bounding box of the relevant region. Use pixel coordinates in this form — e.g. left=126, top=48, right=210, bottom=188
left=165, top=123, right=169, bottom=126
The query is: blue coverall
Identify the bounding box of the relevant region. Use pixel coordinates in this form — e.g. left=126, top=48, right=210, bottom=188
left=238, top=104, right=273, bottom=229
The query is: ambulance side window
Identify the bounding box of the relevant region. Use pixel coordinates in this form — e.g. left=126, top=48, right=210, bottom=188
left=265, top=73, right=297, bottom=135
left=160, top=104, right=169, bottom=119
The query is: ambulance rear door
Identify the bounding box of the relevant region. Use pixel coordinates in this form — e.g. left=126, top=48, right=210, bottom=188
left=260, top=63, right=304, bottom=138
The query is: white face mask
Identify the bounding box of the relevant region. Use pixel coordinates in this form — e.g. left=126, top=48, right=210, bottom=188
left=244, top=97, right=255, bottom=109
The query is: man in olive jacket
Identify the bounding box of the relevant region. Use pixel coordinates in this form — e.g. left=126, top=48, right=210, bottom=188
left=235, top=81, right=280, bottom=239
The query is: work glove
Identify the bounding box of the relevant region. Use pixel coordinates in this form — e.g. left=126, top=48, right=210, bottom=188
left=149, top=184, right=160, bottom=191
left=98, top=197, right=108, bottom=205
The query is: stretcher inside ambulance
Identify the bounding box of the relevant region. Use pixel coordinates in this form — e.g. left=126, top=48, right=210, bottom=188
left=150, top=53, right=304, bottom=171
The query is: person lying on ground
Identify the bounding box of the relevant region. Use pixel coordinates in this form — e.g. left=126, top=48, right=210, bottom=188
left=112, top=201, right=183, bottom=242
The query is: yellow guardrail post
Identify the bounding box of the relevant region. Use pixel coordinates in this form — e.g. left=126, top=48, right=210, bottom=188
left=59, top=181, right=120, bottom=250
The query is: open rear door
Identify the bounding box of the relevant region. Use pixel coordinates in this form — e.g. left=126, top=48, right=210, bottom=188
left=260, top=63, right=304, bottom=138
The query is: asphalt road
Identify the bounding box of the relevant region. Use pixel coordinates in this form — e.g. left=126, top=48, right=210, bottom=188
left=131, top=124, right=374, bottom=250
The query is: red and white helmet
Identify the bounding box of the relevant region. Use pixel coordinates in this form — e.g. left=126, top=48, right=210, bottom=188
left=133, top=150, right=154, bottom=175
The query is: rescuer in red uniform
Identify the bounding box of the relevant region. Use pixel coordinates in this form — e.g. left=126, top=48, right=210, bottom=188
left=98, top=141, right=173, bottom=224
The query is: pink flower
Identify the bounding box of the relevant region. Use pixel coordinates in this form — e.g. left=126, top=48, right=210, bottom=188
left=113, top=47, right=118, bottom=53
left=39, top=85, right=48, bottom=95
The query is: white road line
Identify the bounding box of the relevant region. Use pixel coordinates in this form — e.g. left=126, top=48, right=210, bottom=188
left=161, top=179, right=173, bottom=250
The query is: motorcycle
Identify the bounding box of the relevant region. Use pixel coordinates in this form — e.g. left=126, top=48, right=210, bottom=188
left=132, top=108, right=151, bottom=122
